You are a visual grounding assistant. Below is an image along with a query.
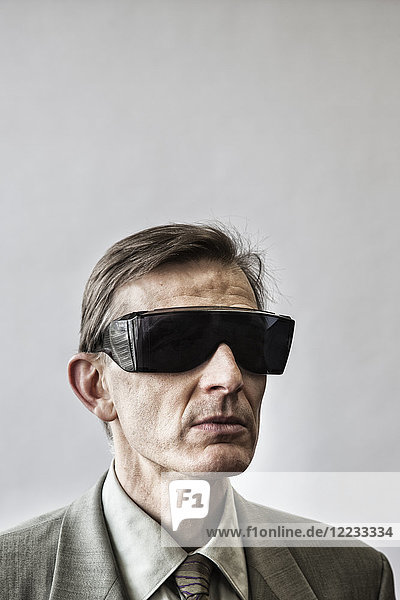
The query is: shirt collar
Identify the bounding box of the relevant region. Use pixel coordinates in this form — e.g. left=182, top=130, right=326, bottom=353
left=102, top=462, right=248, bottom=600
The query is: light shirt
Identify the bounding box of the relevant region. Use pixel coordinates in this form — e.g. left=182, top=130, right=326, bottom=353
left=102, top=464, right=249, bottom=600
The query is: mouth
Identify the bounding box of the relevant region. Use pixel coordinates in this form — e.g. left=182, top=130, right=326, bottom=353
left=190, top=415, right=247, bottom=434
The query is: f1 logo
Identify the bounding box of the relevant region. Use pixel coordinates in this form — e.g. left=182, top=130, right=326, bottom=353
left=169, top=480, right=210, bottom=531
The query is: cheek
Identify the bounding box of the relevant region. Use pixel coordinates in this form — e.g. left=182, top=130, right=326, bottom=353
left=246, top=374, right=266, bottom=419
left=110, top=371, right=195, bottom=435
left=111, top=378, right=147, bottom=430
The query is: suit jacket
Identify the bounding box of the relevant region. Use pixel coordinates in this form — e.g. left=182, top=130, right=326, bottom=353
left=0, top=474, right=395, bottom=600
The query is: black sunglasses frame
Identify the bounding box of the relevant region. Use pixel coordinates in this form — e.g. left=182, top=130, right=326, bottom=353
left=98, top=306, right=295, bottom=375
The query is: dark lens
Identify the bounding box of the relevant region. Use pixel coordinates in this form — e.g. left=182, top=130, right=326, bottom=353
left=134, top=310, right=294, bottom=374
left=135, top=312, right=219, bottom=372
left=229, top=313, right=294, bottom=374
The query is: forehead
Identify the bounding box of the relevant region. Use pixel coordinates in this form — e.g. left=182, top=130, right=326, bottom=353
left=112, top=260, right=258, bottom=317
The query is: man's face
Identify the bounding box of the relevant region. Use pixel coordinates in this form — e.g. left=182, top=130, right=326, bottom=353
left=104, top=260, right=266, bottom=475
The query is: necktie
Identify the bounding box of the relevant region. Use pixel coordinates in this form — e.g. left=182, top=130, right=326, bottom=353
left=174, top=553, right=213, bottom=599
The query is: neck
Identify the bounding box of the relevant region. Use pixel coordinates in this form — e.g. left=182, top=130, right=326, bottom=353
left=114, top=453, right=229, bottom=549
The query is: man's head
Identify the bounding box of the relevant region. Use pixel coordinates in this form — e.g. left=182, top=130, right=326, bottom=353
left=68, top=224, right=271, bottom=480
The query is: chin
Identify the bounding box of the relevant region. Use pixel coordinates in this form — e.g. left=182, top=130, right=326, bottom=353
left=191, top=446, right=253, bottom=475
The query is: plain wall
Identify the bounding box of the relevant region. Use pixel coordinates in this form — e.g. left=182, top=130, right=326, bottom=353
left=1, top=0, right=399, bottom=590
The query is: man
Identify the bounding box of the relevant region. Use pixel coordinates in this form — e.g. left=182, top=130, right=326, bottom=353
left=0, top=223, right=395, bottom=599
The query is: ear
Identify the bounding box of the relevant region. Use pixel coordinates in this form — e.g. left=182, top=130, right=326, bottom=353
left=68, top=353, right=117, bottom=422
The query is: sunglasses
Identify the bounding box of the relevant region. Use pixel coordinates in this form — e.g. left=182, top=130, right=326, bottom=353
left=99, top=306, right=295, bottom=375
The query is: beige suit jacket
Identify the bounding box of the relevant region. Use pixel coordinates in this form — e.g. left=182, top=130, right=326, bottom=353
left=0, top=474, right=395, bottom=599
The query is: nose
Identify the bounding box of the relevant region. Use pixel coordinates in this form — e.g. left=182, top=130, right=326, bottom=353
left=198, top=343, right=244, bottom=395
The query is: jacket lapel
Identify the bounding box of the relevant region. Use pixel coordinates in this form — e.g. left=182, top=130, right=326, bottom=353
left=245, top=546, right=317, bottom=600
left=49, top=474, right=126, bottom=600
left=234, top=492, right=317, bottom=600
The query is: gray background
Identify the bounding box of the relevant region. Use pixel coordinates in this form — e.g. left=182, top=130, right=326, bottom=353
left=1, top=0, right=399, bottom=591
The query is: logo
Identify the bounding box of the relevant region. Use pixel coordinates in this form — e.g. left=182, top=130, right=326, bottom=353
left=169, top=480, right=210, bottom=531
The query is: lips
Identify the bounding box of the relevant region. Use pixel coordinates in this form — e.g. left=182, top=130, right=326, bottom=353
left=190, top=415, right=247, bottom=434
left=192, top=415, right=246, bottom=426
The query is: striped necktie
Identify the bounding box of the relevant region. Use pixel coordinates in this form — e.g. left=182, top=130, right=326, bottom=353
left=174, top=554, right=213, bottom=599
